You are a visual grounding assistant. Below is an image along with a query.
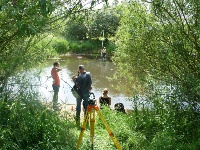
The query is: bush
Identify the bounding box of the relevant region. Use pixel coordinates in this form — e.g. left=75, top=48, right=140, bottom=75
left=69, top=40, right=98, bottom=53
left=96, top=107, right=147, bottom=149
left=69, top=39, right=114, bottom=54
left=31, top=36, right=57, bottom=59
left=128, top=82, right=200, bottom=150
left=0, top=96, right=76, bottom=150
left=51, top=37, right=70, bottom=54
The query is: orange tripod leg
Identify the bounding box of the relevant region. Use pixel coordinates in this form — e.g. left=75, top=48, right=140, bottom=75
left=76, top=104, right=122, bottom=150
left=77, top=109, right=89, bottom=150
left=95, top=106, right=122, bottom=150
left=89, top=106, right=96, bottom=149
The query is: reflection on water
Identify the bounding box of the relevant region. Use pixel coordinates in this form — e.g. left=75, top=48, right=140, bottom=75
left=38, top=55, right=133, bottom=109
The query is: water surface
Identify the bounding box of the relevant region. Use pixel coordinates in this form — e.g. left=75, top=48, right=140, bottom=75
left=38, top=55, right=133, bottom=109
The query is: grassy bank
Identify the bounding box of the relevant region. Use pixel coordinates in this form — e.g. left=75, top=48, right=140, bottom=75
left=1, top=92, right=199, bottom=149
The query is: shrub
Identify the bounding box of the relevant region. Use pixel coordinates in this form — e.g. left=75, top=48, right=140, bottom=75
left=65, top=38, right=116, bottom=54
left=51, top=37, right=70, bottom=54
left=0, top=96, right=76, bottom=149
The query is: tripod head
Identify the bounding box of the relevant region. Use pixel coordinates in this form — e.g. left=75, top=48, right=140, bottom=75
left=88, top=92, right=96, bottom=106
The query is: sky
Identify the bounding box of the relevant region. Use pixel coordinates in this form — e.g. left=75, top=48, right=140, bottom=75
left=94, top=0, right=114, bottom=9
left=84, top=0, right=116, bottom=9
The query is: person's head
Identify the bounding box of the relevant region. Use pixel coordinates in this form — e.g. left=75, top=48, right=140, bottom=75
left=103, top=88, right=108, bottom=95
left=53, top=62, right=60, bottom=67
left=78, top=65, right=85, bottom=73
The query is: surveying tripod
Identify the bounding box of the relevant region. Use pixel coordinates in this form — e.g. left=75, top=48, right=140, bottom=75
left=76, top=99, right=122, bottom=150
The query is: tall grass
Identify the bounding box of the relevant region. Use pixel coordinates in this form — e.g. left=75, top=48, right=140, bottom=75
left=0, top=94, right=77, bottom=149
left=1, top=82, right=200, bottom=149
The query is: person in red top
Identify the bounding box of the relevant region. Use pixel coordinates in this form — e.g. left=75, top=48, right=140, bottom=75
left=51, top=62, right=62, bottom=111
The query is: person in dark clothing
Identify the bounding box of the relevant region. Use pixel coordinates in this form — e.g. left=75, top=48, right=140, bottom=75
left=72, top=65, right=92, bottom=126
left=114, top=103, right=126, bottom=113
left=99, top=88, right=111, bottom=109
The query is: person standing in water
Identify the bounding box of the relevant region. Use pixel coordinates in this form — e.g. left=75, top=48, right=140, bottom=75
left=51, top=62, right=62, bottom=111
left=102, top=47, right=106, bottom=60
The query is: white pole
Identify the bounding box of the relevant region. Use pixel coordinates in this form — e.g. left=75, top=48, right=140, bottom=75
left=102, top=30, right=104, bottom=48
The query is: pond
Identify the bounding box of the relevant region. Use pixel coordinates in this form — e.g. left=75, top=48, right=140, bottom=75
left=34, top=55, right=133, bottom=110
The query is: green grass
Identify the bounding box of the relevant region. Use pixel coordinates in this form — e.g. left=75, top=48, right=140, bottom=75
left=0, top=93, right=200, bottom=150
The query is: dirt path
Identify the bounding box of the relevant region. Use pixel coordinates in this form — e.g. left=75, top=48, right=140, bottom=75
left=58, top=104, right=85, bottom=122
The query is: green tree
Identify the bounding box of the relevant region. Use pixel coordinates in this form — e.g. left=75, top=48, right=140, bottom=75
left=149, top=0, right=200, bottom=103
left=63, top=20, right=88, bottom=40
left=113, top=0, right=200, bottom=103
left=88, top=10, right=120, bottom=39
left=0, top=0, right=108, bottom=98
left=112, top=1, right=152, bottom=93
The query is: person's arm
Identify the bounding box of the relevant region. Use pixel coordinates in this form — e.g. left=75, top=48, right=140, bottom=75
left=98, top=96, right=102, bottom=106
left=108, top=97, right=111, bottom=105
left=98, top=96, right=101, bottom=103
left=72, top=75, right=76, bottom=82
left=86, top=72, right=92, bottom=85
left=56, top=68, right=62, bottom=72
left=51, top=69, right=56, bottom=80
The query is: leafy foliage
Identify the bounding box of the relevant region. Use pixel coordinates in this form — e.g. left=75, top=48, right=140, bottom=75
left=113, top=0, right=200, bottom=103
left=65, top=22, right=88, bottom=40
left=61, top=7, right=120, bottom=49
left=51, top=37, right=70, bottom=54
left=88, top=10, right=120, bottom=39
left=0, top=96, right=77, bottom=149
left=0, top=88, right=200, bottom=149
left=69, top=39, right=102, bottom=53
left=112, top=1, right=151, bottom=93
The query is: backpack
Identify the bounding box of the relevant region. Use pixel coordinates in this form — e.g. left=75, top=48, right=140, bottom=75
left=71, top=84, right=80, bottom=99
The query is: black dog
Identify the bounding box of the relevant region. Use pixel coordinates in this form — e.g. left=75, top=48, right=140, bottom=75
left=114, top=103, right=126, bottom=113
